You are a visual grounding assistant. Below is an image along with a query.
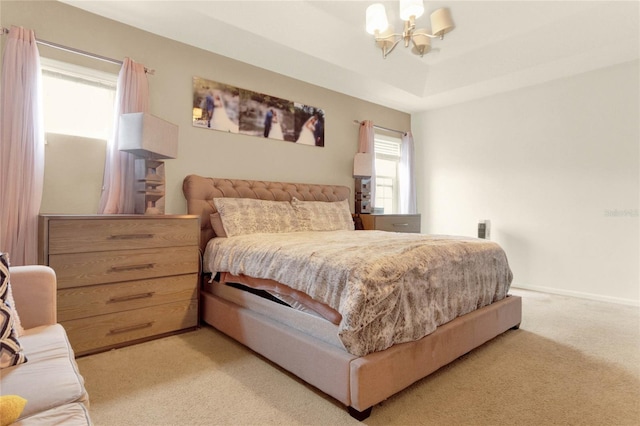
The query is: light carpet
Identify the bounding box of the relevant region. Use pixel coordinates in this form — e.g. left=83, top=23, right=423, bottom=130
left=76, top=289, right=640, bottom=425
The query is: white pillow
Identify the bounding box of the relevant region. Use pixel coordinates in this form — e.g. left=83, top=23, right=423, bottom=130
left=214, top=198, right=301, bottom=237
left=291, top=197, right=354, bottom=231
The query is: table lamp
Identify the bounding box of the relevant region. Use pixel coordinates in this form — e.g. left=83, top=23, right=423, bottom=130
left=119, top=112, right=179, bottom=215
left=353, top=152, right=373, bottom=214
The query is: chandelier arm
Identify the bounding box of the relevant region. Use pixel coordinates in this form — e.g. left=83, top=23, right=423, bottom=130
left=374, top=31, right=437, bottom=47
left=383, top=39, right=403, bottom=58
left=374, top=33, right=404, bottom=42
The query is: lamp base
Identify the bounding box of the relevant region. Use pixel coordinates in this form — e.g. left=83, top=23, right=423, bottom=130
left=134, top=159, right=166, bottom=215
left=144, top=206, right=163, bottom=215
left=355, top=177, right=372, bottom=214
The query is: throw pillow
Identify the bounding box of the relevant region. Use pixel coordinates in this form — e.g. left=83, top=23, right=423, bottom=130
left=5, top=281, right=24, bottom=337
left=291, top=198, right=355, bottom=231
left=213, top=198, right=301, bottom=237
left=0, top=253, right=27, bottom=369
left=209, top=213, right=228, bottom=238
left=0, top=395, right=27, bottom=426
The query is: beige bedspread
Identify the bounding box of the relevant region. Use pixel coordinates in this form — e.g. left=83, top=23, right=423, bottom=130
left=204, top=230, right=513, bottom=356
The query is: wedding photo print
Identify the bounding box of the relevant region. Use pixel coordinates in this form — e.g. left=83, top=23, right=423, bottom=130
left=192, top=77, right=239, bottom=133
left=240, top=91, right=294, bottom=141
left=294, top=103, right=324, bottom=147
left=193, top=76, right=325, bottom=147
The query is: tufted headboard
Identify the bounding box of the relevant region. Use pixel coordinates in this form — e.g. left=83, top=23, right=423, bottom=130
left=182, top=174, right=351, bottom=252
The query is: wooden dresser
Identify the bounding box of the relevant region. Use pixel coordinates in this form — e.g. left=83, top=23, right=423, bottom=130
left=360, top=214, right=421, bottom=233
left=38, top=214, right=200, bottom=356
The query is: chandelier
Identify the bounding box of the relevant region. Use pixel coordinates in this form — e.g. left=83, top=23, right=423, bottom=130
left=365, top=0, right=455, bottom=58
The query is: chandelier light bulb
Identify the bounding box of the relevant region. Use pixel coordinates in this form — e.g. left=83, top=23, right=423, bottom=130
left=399, top=0, right=425, bottom=20
left=366, top=3, right=389, bottom=35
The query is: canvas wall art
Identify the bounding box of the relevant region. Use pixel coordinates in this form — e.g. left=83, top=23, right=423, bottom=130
left=192, top=76, right=324, bottom=147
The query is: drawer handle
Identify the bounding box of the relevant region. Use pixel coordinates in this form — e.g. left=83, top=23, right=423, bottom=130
left=109, top=263, right=155, bottom=272
left=108, top=234, right=155, bottom=240
left=108, top=292, right=155, bottom=303
left=108, top=322, right=154, bottom=335
left=392, top=223, right=410, bottom=227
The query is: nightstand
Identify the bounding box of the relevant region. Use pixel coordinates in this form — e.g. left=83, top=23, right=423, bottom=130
left=38, top=214, right=200, bottom=356
left=359, top=214, right=421, bottom=233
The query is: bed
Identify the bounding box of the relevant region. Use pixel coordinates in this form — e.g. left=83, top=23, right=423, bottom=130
left=182, top=174, right=521, bottom=420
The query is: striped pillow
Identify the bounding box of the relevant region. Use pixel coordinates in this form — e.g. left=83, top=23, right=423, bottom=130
left=0, top=253, right=27, bottom=369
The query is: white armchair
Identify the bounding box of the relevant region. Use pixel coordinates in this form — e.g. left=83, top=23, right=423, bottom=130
left=1, top=265, right=91, bottom=425
left=8, top=265, right=57, bottom=329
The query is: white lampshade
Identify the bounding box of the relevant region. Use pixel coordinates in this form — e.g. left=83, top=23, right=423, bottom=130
left=399, top=0, right=424, bottom=21
left=431, top=8, right=455, bottom=38
left=119, top=112, right=179, bottom=159
left=366, top=3, right=389, bottom=35
left=353, top=152, right=373, bottom=178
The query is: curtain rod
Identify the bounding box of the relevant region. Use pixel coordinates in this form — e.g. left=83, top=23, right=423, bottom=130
left=352, top=119, right=406, bottom=136
left=1, top=26, right=155, bottom=75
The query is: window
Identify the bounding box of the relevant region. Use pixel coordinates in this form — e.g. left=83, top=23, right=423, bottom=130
left=41, top=58, right=117, bottom=140
left=373, top=134, right=401, bottom=214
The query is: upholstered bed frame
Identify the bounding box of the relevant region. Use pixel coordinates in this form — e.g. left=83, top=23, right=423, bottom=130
left=183, top=174, right=522, bottom=420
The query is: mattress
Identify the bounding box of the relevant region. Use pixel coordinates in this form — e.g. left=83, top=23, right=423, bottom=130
left=204, top=230, right=513, bottom=356
left=205, top=278, right=345, bottom=349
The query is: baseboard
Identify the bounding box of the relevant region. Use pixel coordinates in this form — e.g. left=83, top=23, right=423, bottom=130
left=511, top=283, right=639, bottom=307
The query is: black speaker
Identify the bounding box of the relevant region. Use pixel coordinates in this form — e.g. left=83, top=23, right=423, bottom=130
left=478, top=220, right=491, bottom=239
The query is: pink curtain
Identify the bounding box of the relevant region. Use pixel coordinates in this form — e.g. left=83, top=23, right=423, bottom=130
left=399, top=131, right=417, bottom=214
left=98, top=57, right=149, bottom=214
left=0, top=26, right=44, bottom=266
left=358, top=120, right=376, bottom=204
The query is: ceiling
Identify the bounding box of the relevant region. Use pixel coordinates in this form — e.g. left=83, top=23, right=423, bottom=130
left=60, top=0, right=640, bottom=113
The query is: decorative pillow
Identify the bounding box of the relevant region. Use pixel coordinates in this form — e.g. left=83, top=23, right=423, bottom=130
left=0, top=253, right=27, bottom=369
left=0, top=395, right=27, bottom=426
left=213, top=198, right=301, bottom=237
left=5, top=281, right=24, bottom=337
left=209, top=213, right=228, bottom=238
left=291, top=198, right=354, bottom=231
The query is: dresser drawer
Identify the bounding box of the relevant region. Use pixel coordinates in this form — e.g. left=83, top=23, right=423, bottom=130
left=46, top=217, right=198, bottom=254
left=62, top=299, right=198, bottom=356
left=57, top=274, right=198, bottom=321
left=369, top=214, right=421, bottom=233
left=51, top=246, right=199, bottom=288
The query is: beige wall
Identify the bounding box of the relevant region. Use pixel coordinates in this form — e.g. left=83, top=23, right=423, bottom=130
left=413, top=61, right=640, bottom=305
left=1, top=1, right=410, bottom=215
